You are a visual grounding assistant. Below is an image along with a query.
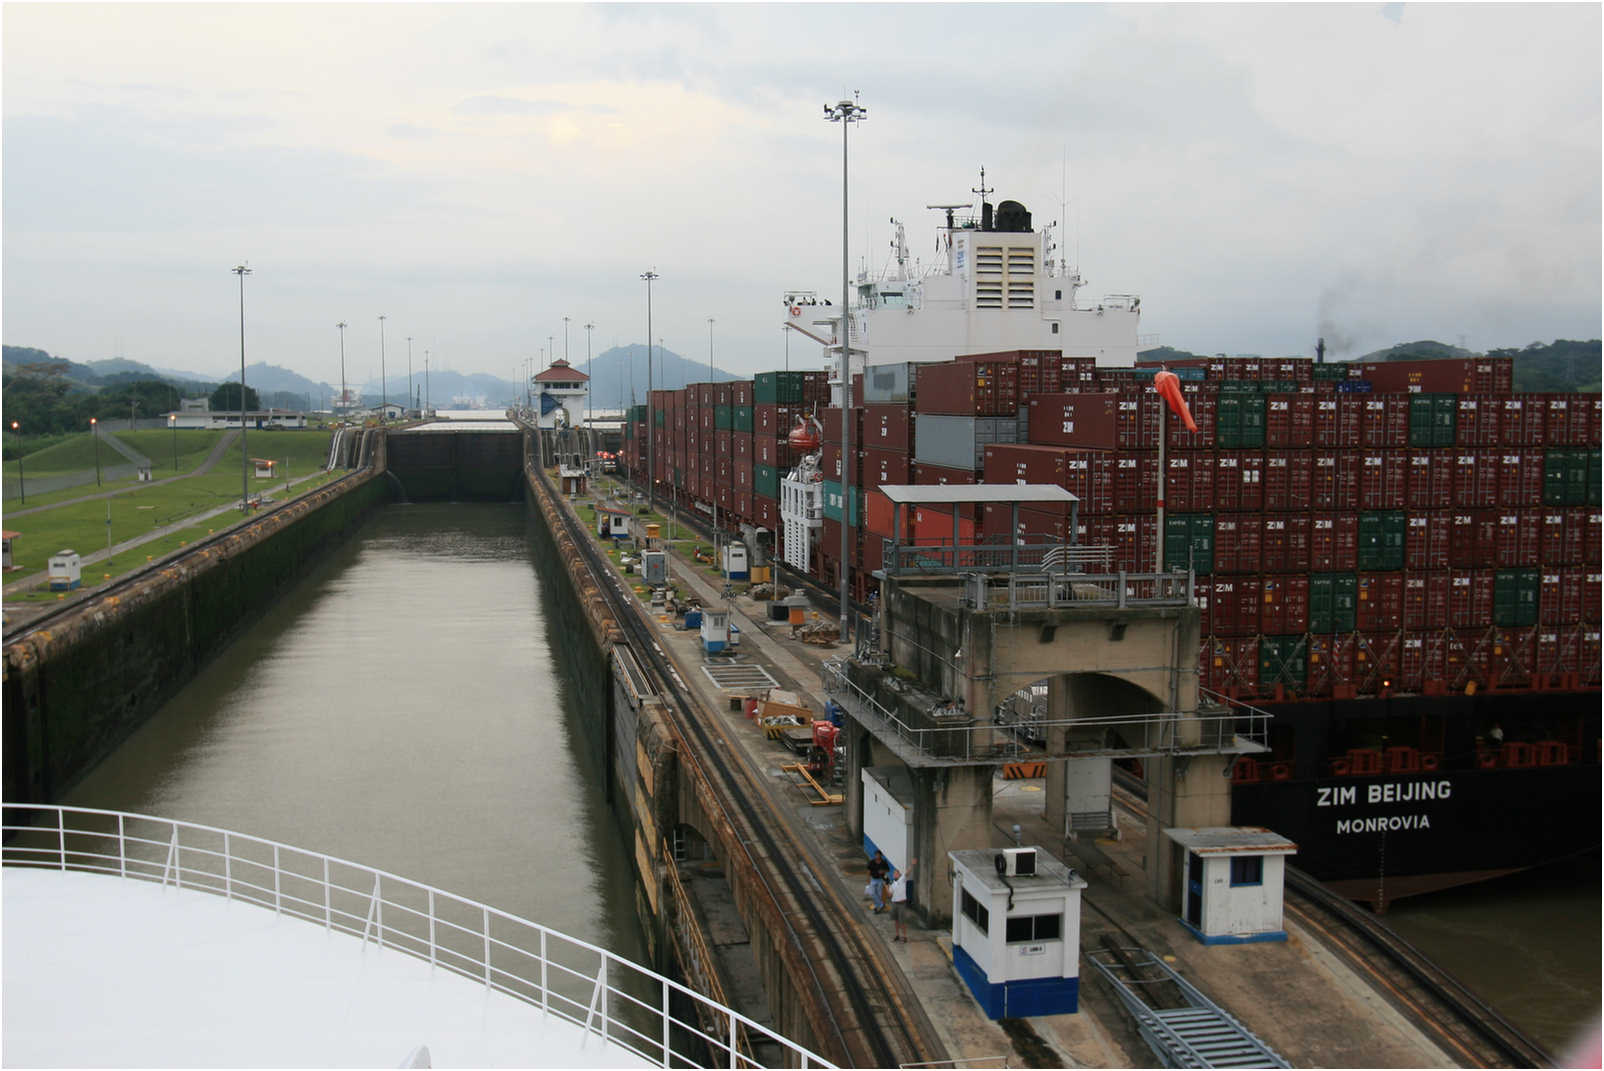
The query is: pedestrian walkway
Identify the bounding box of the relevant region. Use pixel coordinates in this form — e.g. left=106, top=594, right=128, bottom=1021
left=95, top=428, right=152, bottom=467
left=6, top=431, right=238, bottom=518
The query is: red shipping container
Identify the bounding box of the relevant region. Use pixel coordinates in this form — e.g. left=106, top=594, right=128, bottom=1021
left=1308, top=634, right=1356, bottom=698
left=1586, top=570, right=1603, bottom=621
left=1357, top=451, right=1406, bottom=509
left=1537, top=510, right=1568, bottom=564
left=1311, top=450, right=1360, bottom=510
left=1405, top=511, right=1452, bottom=571
left=1114, top=452, right=1157, bottom=511
left=1026, top=393, right=1118, bottom=449
left=1452, top=451, right=1485, bottom=508
left=1398, top=632, right=1432, bottom=692
left=732, top=381, right=753, bottom=406
left=862, top=446, right=912, bottom=489
left=1263, top=451, right=1311, bottom=513
left=731, top=431, right=752, bottom=463
left=915, top=360, right=1018, bottom=416
left=1260, top=514, right=1303, bottom=573
left=864, top=490, right=908, bottom=539
left=1446, top=570, right=1494, bottom=627
left=732, top=457, right=751, bottom=492
left=1170, top=387, right=1217, bottom=446
left=821, top=405, right=862, bottom=444
left=1163, top=452, right=1213, bottom=512
left=732, top=490, right=753, bottom=522
left=1588, top=512, right=1602, bottom=567
left=983, top=503, right=1073, bottom=544
left=1214, top=515, right=1261, bottom=574
left=1213, top=451, right=1262, bottom=511
left=1357, top=572, right=1404, bottom=631
left=1403, top=449, right=1451, bottom=509
left=984, top=443, right=1071, bottom=487
left=1357, top=396, right=1409, bottom=448
left=1403, top=571, right=1451, bottom=629
left=1491, top=510, right=1540, bottom=568
left=914, top=463, right=977, bottom=485
left=1590, top=397, right=1603, bottom=445
left=1314, top=396, right=1357, bottom=447
left=1310, top=513, right=1358, bottom=570
left=862, top=403, right=914, bottom=452
left=1115, top=391, right=1160, bottom=448
left=912, top=506, right=976, bottom=544
left=1208, top=577, right=1240, bottom=634
left=1108, top=514, right=1157, bottom=572
left=1265, top=394, right=1312, bottom=449
left=755, top=403, right=800, bottom=437
left=821, top=443, right=843, bottom=481
left=1539, top=569, right=1578, bottom=626
left=752, top=494, right=776, bottom=529
left=1496, top=396, right=1539, bottom=446
left=1260, top=573, right=1310, bottom=634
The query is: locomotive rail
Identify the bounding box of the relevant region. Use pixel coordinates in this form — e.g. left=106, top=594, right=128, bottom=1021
left=538, top=448, right=939, bottom=1067
left=1109, top=768, right=1552, bottom=1069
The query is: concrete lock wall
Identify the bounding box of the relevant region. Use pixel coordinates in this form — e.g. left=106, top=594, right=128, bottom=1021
left=3, top=469, right=390, bottom=805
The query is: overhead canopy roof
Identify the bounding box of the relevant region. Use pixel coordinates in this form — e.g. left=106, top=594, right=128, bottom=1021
left=875, top=484, right=1077, bottom=506
left=1163, top=827, right=1298, bottom=855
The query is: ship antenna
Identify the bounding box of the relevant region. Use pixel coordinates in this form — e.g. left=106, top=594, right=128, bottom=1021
left=972, top=166, right=993, bottom=205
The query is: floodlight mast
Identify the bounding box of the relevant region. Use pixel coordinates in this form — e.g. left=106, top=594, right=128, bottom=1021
left=823, top=93, right=865, bottom=646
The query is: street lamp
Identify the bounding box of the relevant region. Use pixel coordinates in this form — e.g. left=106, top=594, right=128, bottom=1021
left=424, top=349, right=430, bottom=414
left=641, top=269, right=658, bottom=511
left=709, top=316, right=718, bottom=567
left=169, top=414, right=178, bottom=471
left=563, top=316, right=571, bottom=364
left=583, top=323, right=595, bottom=423
left=233, top=263, right=252, bottom=509
left=337, top=322, right=348, bottom=419
left=10, top=420, right=24, bottom=504
left=90, top=417, right=102, bottom=487
left=824, top=93, right=866, bottom=645
left=406, top=336, right=414, bottom=417
left=378, top=315, right=388, bottom=419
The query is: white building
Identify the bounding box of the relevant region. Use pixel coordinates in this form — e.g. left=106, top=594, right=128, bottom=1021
left=532, top=358, right=589, bottom=430
left=949, top=847, right=1087, bottom=1019
left=1164, top=827, right=1298, bottom=945
left=166, top=400, right=307, bottom=430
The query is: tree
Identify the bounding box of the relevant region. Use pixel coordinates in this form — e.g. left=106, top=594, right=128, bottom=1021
left=210, top=382, right=261, bottom=411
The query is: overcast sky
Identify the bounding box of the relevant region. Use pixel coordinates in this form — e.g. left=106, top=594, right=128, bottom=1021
left=4, top=3, right=1599, bottom=388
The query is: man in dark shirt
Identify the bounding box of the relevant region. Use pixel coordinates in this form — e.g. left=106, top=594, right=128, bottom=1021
left=867, top=850, right=890, bottom=913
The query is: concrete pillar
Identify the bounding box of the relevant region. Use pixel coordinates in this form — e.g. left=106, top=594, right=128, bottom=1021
left=912, top=765, right=994, bottom=926
left=1145, top=752, right=1234, bottom=910
left=1043, top=676, right=1070, bottom=831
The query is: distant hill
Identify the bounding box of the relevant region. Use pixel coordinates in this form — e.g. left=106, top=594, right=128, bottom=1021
left=1358, top=340, right=1478, bottom=363
left=1490, top=340, right=1601, bottom=393
left=1136, top=345, right=1208, bottom=365
left=217, top=362, right=334, bottom=406
left=584, top=344, right=743, bottom=410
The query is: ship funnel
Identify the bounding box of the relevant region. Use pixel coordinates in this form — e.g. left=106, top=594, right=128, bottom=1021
left=981, top=200, right=994, bottom=231
left=995, top=200, right=1032, bottom=232
left=1316, top=337, right=1326, bottom=364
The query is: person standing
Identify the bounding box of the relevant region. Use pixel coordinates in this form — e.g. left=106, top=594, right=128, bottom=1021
left=890, top=856, right=917, bottom=941
left=867, top=850, right=890, bottom=913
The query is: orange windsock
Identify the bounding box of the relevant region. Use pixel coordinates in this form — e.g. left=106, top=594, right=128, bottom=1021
left=1153, top=370, right=1198, bottom=433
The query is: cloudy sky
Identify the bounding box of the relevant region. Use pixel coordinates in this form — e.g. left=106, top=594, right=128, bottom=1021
left=3, top=3, right=1599, bottom=389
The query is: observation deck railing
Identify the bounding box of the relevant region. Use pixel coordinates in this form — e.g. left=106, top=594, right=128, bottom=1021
left=821, top=663, right=1269, bottom=767
left=1, top=804, right=834, bottom=1070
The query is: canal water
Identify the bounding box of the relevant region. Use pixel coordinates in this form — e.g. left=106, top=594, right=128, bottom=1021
left=62, top=499, right=645, bottom=966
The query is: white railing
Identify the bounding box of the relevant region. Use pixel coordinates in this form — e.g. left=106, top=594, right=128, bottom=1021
left=1, top=804, right=834, bottom=1070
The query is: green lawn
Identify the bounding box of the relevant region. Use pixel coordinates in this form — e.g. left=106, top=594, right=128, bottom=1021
left=5, top=431, right=339, bottom=577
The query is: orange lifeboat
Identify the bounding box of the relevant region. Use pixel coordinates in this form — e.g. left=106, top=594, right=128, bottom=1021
left=787, top=417, right=822, bottom=451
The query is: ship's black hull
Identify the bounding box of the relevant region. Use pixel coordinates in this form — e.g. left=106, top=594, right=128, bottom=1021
left=1231, top=690, right=1601, bottom=905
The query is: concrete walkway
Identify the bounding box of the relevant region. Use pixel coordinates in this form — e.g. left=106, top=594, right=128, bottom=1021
left=95, top=428, right=152, bottom=467
left=6, top=430, right=239, bottom=518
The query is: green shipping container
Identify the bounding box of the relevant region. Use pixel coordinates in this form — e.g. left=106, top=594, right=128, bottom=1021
left=755, top=464, right=779, bottom=499
left=1163, top=513, right=1214, bottom=574
left=1312, top=363, right=1349, bottom=381
left=1259, top=635, right=1308, bottom=689
left=1408, top=394, right=1457, bottom=447
left=734, top=405, right=754, bottom=433
left=1588, top=448, right=1602, bottom=507
left=1544, top=448, right=1570, bottom=506
left=754, top=371, right=806, bottom=405
left=714, top=404, right=732, bottom=431
left=1494, top=568, right=1540, bottom=627
left=654, top=409, right=665, bottom=427
left=821, top=480, right=860, bottom=525
left=1215, top=394, right=1266, bottom=449
left=1357, top=510, right=1406, bottom=571
left=1309, top=573, right=1358, bottom=634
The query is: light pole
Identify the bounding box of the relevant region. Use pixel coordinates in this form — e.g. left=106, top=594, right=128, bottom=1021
left=10, top=420, right=24, bottom=504
left=233, top=263, right=252, bottom=509
left=378, top=315, right=388, bottom=420
left=406, top=336, right=414, bottom=418
left=424, top=349, right=430, bottom=414
left=584, top=322, right=595, bottom=425
left=337, top=322, right=348, bottom=419
left=824, top=93, right=865, bottom=645
left=709, top=316, right=718, bottom=566
left=90, top=417, right=102, bottom=487
left=641, top=269, right=658, bottom=511
left=563, top=316, right=571, bottom=364
left=168, top=414, right=177, bottom=471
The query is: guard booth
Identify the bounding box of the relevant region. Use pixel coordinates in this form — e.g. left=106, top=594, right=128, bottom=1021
left=596, top=505, right=631, bottom=540
left=861, top=766, right=914, bottom=873
left=1164, top=827, right=1297, bottom=945
left=700, top=609, right=731, bottom=654
left=136, top=464, right=153, bottom=482
left=949, top=847, right=1087, bottom=1019
left=253, top=458, right=276, bottom=479
left=721, top=542, right=749, bottom=581
left=1, top=530, right=16, bottom=570
left=48, top=549, right=81, bottom=590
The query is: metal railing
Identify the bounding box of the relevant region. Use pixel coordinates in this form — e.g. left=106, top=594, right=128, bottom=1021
left=959, top=570, right=1195, bottom=611
left=1, top=804, right=833, bottom=1070
left=884, top=540, right=1114, bottom=576
left=823, top=662, right=1269, bottom=764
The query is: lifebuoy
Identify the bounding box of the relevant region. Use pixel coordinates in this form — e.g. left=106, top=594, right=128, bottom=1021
left=789, top=305, right=802, bottom=316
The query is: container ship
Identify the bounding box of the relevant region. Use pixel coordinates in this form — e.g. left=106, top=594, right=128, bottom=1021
left=614, top=185, right=1601, bottom=907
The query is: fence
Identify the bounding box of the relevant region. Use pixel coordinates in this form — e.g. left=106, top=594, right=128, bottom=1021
left=1, top=804, right=833, bottom=1070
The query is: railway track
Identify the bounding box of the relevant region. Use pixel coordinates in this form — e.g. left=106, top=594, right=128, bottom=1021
left=538, top=452, right=938, bottom=1068
left=1109, top=768, right=1552, bottom=1068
